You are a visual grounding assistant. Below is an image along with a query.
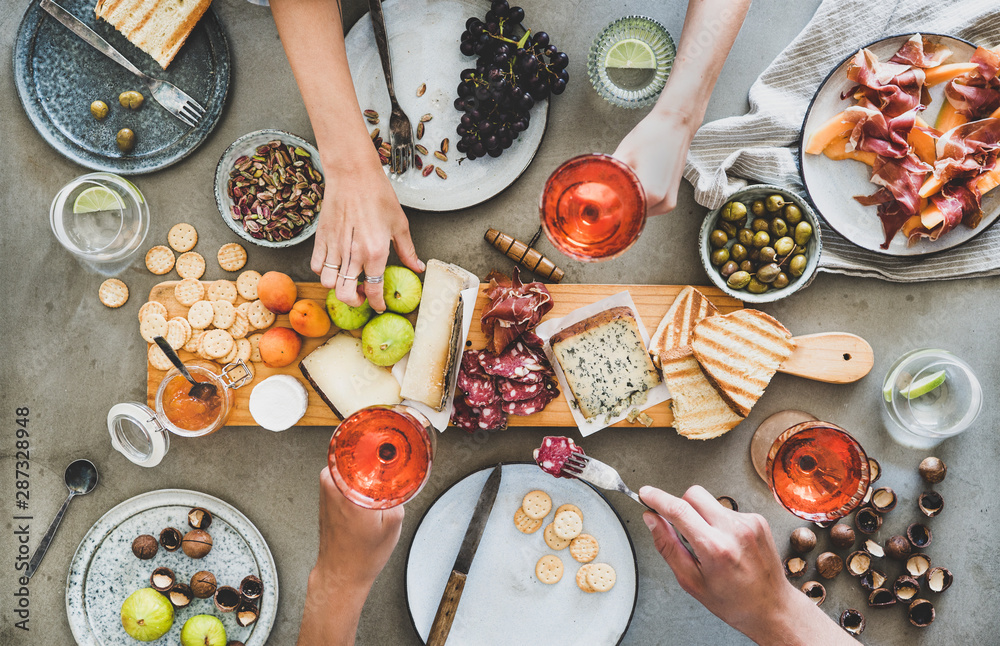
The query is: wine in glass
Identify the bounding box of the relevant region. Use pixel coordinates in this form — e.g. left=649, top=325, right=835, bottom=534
left=328, top=405, right=436, bottom=509
left=540, top=153, right=646, bottom=261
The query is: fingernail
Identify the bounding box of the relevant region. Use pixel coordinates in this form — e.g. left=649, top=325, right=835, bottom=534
left=643, top=514, right=657, bottom=531
left=639, top=486, right=651, bottom=497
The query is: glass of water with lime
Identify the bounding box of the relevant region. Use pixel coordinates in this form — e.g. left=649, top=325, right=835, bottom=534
left=881, top=349, right=982, bottom=449
left=50, top=173, right=149, bottom=274
left=588, top=15, right=675, bottom=109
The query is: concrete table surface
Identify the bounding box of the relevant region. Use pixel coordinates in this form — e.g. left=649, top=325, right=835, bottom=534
left=2, top=0, right=998, bottom=644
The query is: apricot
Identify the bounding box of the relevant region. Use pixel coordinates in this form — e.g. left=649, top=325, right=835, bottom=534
left=258, top=271, right=297, bottom=314
left=289, top=299, right=331, bottom=338
left=258, top=327, right=302, bottom=368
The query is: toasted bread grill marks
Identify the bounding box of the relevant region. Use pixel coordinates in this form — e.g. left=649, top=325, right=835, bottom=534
left=95, top=0, right=213, bottom=69
left=649, top=287, right=719, bottom=367
left=660, top=349, right=743, bottom=440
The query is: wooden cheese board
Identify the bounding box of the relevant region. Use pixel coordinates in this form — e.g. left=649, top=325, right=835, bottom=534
left=146, top=282, right=742, bottom=428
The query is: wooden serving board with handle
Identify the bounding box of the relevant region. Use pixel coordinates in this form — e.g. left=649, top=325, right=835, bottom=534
left=146, top=282, right=871, bottom=428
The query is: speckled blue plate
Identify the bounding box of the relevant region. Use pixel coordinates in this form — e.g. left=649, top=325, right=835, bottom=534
left=66, top=489, right=277, bottom=646
left=13, top=0, right=230, bottom=175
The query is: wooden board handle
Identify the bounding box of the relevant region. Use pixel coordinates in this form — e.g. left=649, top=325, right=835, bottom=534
left=779, top=333, right=874, bottom=384
left=426, top=569, right=468, bottom=646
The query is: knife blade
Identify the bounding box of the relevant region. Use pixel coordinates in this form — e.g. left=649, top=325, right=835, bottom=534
left=426, top=464, right=503, bottom=646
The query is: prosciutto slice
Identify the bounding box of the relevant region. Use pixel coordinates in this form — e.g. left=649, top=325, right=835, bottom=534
left=889, top=34, right=953, bottom=69
left=844, top=105, right=917, bottom=158
left=480, top=267, right=553, bottom=355
left=854, top=153, right=932, bottom=248
left=945, top=47, right=1000, bottom=118
left=931, top=180, right=984, bottom=232
left=846, top=48, right=924, bottom=117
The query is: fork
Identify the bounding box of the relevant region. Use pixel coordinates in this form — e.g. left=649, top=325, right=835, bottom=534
left=368, top=0, right=413, bottom=175
left=562, top=453, right=699, bottom=560
left=40, top=0, right=205, bottom=128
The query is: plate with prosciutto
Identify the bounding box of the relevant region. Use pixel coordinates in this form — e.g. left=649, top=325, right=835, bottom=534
left=801, top=34, right=1000, bottom=255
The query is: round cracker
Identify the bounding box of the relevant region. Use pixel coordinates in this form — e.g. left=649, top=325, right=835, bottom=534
left=165, top=318, right=190, bottom=350
left=585, top=563, right=616, bottom=593
left=138, top=301, right=168, bottom=323
left=174, top=278, right=205, bottom=307
left=220, top=342, right=239, bottom=365
left=237, top=301, right=255, bottom=326
left=513, top=507, right=543, bottom=534
left=227, top=311, right=249, bottom=339
left=217, top=242, right=248, bottom=272
left=207, top=280, right=238, bottom=303
left=147, top=343, right=174, bottom=371
left=535, top=555, right=564, bottom=585
left=176, top=252, right=206, bottom=280
left=202, top=329, right=235, bottom=359
left=248, top=333, right=263, bottom=362
left=139, top=313, right=168, bottom=343
left=236, top=270, right=261, bottom=300
left=144, top=245, right=175, bottom=275
left=544, top=523, right=571, bottom=551
left=522, top=490, right=552, bottom=520
left=167, top=222, right=198, bottom=252
left=576, top=564, right=597, bottom=593
left=184, top=329, right=205, bottom=353
left=212, top=300, right=237, bottom=329
left=98, top=278, right=129, bottom=308
left=556, top=504, right=584, bottom=522
left=246, top=300, right=275, bottom=330
left=187, top=300, right=215, bottom=330
left=553, top=510, right=583, bottom=541
left=235, top=337, right=252, bottom=363
left=569, top=534, right=599, bottom=563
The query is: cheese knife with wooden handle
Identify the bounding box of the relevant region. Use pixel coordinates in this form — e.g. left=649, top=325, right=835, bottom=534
left=427, top=464, right=503, bottom=646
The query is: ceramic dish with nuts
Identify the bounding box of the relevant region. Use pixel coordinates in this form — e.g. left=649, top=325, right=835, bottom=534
left=66, top=489, right=277, bottom=646
left=215, top=129, right=324, bottom=248
left=699, top=185, right=822, bottom=304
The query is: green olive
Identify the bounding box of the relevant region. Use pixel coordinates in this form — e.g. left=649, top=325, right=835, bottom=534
left=773, top=273, right=790, bottom=289
left=119, top=90, right=144, bottom=109
left=710, top=230, right=729, bottom=248
left=720, top=260, right=739, bottom=278
left=719, top=221, right=739, bottom=237
left=116, top=128, right=136, bottom=152
left=765, top=194, right=786, bottom=212
left=721, top=201, right=748, bottom=222
left=710, top=248, right=730, bottom=266
left=753, top=231, right=770, bottom=248
left=794, top=244, right=808, bottom=255
left=770, top=218, right=789, bottom=238
left=90, top=100, right=109, bottom=120
left=738, top=229, right=755, bottom=247
left=739, top=260, right=754, bottom=273
left=759, top=247, right=777, bottom=263
left=747, top=277, right=769, bottom=294
left=752, top=218, right=770, bottom=233
left=730, top=243, right=748, bottom=263
left=757, top=263, right=781, bottom=283
left=794, top=221, right=814, bottom=246
left=751, top=200, right=766, bottom=217
left=748, top=248, right=761, bottom=263
left=784, top=203, right=803, bottom=225
left=789, top=254, right=808, bottom=277
left=774, top=236, right=795, bottom=257
left=727, top=270, right=752, bottom=289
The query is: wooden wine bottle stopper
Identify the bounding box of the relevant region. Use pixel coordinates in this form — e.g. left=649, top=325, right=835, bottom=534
left=484, top=228, right=565, bottom=283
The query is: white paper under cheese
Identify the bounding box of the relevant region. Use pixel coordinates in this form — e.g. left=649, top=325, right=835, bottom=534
left=248, top=375, right=309, bottom=432
left=299, top=332, right=402, bottom=418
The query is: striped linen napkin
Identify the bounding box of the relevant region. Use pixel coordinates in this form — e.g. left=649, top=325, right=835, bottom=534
left=684, top=0, right=1000, bottom=282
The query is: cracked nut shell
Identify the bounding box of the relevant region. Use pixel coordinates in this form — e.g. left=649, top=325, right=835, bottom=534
left=868, top=587, right=896, bottom=607
left=864, top=539, right=884, bottom=558
left=867, top=457, right=881, bottom=483
left=214, top=586, right=240, bottom=613
left=132, top=534, right=158, bottom=559
left=906, top=522, right=932, bottom=549
left=908, top=599, right=935, bottom=627
left=885, top=535, right=912, bottom=561
left=918, top=457, right=946, bottom=483
left=168, top=583, right=193, bottom=608
left=790, top=527, right=817, bottom=554
left=191, top=571, right=218, bottom=598
left=860, top=568, right=887, bottom=592
left=829, top=523, right=855, bottom=549
left=801, top=581, right=826, bottom=605
left=188, top=507, right=213, bottom=530
left=240, top=574, right=263, bottom=601
left=816, top=552, right=843, bottom=579
left=181, top=529, right=213, bottom=558
left=906, top=553, right=931, bottom=578
left=150, top=567, right=175, bottom=592
left=159, top=527, right=182, bottom=551
left=236, top=600, right=259, bottom=627
left=839, top=608, right=866, bottom=635
left=784, top=556, right=808, bottom=578
left=893, top=575, right=920, bottom=603
left=855, top=507, right=882, bottom=535
left=918, top=491, right=944, bottom=517
left=927, top=567, right=953, bottom=593
left=870, top=487, right=897, bottom=513
left=846, top=551, right=871, bottom=577
left=715, top=496, right=738, bottom=511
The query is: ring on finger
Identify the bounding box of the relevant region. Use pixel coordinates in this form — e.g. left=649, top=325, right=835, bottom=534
left=364, top=274, right=384, bottom=284
left=323, top=262, right=340, bottom=270
left=340, top=274, right=359, bottom=282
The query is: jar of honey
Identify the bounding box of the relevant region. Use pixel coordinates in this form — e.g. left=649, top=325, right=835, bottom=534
left=107, top=360, right=251, bottom=467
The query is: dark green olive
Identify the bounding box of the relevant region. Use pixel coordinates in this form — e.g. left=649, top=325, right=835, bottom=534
left=738, top=229, right=755, bottom=247
left=719, top=221, right=739, bottom=237
left=789, top=254, right=808, bottom=277
left=794, top=221, right=814, bottom=246
left=752, top=218, right=770, bottom=233
left=774, top=236, right=795, bottom=257
left=759, top=247, right=777, bottom=263
left=90, top=100, right=109, bottom=120
left=757, top=263, right=781, bottom=283
left=727, top=270, right=752, bottom=289
left=773, top=273, right=790, bottom=289
left=119, top=90, right=144, bottom=109
left=730, top=243, right=748, bottom=263
left=784, top=203, right=803, bottom=225
left=710, top=230, right=729, bottom=248
left=770, top=218, right=789, bottom=238
left=765, top=194, right=785, bottom=212
left=720, top=261, right=739, bottom=278
left=721, top=201, right=748, bottom=222
left=116, top=128, right=136, bottom=152
left=739, top=260, right=754, bottom=273
left=751, top=200, right=766, bottom=217
left=747, top=277, right=769, bottom=294
left=753, top=231, right=770, bottom=248
left=710, top=248, right=730, bottom=266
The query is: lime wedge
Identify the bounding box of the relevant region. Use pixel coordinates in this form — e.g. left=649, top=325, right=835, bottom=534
left=121, top=177, right=144, bottom=204
left=899, top=369, right=947, bottom=400
left=73, top=186, right=124, bottom=213
left=605, top=38, right=656, bottom=69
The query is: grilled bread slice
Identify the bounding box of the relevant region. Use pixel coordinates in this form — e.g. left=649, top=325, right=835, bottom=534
left=691, top=310, right=794, bottom=417
left=95, top=0, right=213, bottom=70
left=649, top=286, right=719, bottom=368
left=660, top=349, right=743, bottom=440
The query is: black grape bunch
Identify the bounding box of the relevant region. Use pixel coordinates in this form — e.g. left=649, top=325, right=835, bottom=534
left=454, top=0, right=569, bottom=161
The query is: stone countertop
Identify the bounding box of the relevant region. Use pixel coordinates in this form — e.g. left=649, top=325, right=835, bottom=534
left=1, top=0, right=997, bottom=644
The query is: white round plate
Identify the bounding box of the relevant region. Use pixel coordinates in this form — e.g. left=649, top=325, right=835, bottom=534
left=800, top=34, right=1000, bottom=256
left=406, top=463, right=638, bottom=645
left=345, top=0, right=549, bottom=212
left=66, top=489, right=278, bottom=646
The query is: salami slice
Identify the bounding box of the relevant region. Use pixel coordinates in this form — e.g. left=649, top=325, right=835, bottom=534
left=532, top=435, right=584, bottom=478
left=478, top=347, right=533, bottom=379
left=461, top=349, right=489, bottom=379
left=497, top=377, right=544, bottom=402
left=464, top=382, right=499, bottom=407
left=476, top=404, right=508, bottom=430
left=450, top=397, right=480, bottom=432
left=501, top=380, right=559, bottom=416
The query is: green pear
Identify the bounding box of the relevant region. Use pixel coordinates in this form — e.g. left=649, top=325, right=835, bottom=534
left=382, top=266, right=422, bottom=314
left=361, top=313, right=415, bottom=366
left=180, top=614, right=227, bottom=646
left=121, top=588, right=173, bottom=642
left=326, top=289, right=374, bottom=330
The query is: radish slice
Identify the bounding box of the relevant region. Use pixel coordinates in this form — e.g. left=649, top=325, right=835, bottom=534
left=249, top=375, right=308, bottom=431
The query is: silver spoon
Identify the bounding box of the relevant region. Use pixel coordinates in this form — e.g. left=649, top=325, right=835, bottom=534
left=27, top=459, right=99, bottom=578
left=153, top=336, right=218, bottom=401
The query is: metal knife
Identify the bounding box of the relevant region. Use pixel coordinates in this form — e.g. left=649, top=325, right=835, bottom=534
left=426, top=464, right=503, bottom=646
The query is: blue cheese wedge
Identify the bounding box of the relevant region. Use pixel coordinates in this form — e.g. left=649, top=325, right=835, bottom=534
left=550, top=307, right=662, bottom=421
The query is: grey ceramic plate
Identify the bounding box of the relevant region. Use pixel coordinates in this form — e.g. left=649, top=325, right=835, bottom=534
left=799, top=33, right=1000, bottom=256
left=406, top=463, right=638, bottom=645
left=66, top=489, right=277, bottom=646
left=344, top=0, right=549, bottom=212
left=14, top=0, right=230, bottom=175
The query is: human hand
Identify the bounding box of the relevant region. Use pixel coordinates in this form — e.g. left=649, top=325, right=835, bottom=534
left=310, top=162, right=424, bottom=312
left=612, top=109, right=696, bottom=216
